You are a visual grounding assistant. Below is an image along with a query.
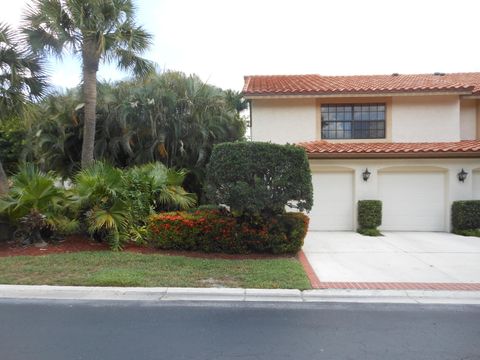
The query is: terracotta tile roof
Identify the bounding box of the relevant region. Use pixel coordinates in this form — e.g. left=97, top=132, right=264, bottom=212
left=297, top=140, right=480, bottom=158
left=243, top=73, right=480, bottom=96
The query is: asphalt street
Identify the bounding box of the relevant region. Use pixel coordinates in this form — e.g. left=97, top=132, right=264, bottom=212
left=0, top=300, right=479, bottom=360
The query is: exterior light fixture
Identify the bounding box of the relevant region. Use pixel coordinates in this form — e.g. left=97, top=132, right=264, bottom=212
left=362, top=168, right=371, bottom=182
left=458, top=169, right=468, bottom=182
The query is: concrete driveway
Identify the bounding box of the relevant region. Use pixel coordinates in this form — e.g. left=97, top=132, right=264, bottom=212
left=303, top=232, right=480, bottom=283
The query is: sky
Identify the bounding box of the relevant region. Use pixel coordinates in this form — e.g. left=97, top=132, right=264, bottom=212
left=1, top=0, right=480, bottom=91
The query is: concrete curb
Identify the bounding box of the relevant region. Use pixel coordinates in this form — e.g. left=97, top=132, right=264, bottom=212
left=1, top=285, right=480, bottom=305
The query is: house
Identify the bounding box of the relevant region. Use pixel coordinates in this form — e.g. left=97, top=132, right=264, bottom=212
left=243, top=73, right=480, bottom=232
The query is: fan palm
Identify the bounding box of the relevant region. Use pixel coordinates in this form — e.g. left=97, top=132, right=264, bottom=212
left=74, top=161, right=196, bottom=250
left=0, top=22, right=46, bottom=194
left=0, top=163, right=74, bottom=244
left=23, top=0, right=154, bottom=168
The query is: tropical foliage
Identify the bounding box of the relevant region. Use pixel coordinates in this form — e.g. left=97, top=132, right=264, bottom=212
left=74, top=161, right=196, bottom=250
left=25, top=71, right=246, bottom=196
left=23, top=0, right=154, bottom=167
left=0, top=164, right=75, bottom=244
left=0, top=22, right=46, bottom=194
left=0, top=161, right=196, bottom=249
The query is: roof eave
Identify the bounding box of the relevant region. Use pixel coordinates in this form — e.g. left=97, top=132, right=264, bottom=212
left=244, top=90, right=473, bottom=100
left=306, top=152, right=480, bottom=160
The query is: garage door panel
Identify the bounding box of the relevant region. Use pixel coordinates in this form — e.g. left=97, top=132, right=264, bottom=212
left=379, top=172, right=445, bottom=231
left=474, top=171, right=480, bottom=199
left=309, top=172, right=353, bottom=231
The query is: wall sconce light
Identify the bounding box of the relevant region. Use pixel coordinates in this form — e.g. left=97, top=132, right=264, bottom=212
left=362, top=168, right=371, bottom=182
left=457, top=168, right=468, bottom=182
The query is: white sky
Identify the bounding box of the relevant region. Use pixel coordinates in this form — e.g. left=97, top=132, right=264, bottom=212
left=1, top=0, right=480, bottom=91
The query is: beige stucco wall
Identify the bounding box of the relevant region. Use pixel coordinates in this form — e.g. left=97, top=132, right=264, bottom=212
left=460, top=99, right=477, bottom=140
left=391, top=95, right=460, bottom=142
left=250, top=98, right=316, bottom=144
left=309, top=158, right=480, bottom=231
left=251, top=94, right=468, bottom=143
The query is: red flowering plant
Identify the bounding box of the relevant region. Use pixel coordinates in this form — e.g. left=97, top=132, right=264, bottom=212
left=147, top=209, right=309, bottom=254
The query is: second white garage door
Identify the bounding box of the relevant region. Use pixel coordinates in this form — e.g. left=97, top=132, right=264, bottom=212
left=379, top=171, right=446, bottom=231
left=309, top=172, right=354, bottom=231
left=474, top=170, right=480, bottom=199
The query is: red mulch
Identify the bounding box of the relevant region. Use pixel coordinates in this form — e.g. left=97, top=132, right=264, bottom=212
left=0, top=235, right=293, bottom=260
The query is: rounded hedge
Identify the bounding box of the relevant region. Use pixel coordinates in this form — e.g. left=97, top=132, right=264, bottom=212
left=358, top=200, right=382, bottom=229
left=205, top=142, right=313, bottom=215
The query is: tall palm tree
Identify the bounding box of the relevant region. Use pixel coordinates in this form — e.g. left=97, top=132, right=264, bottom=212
left=0, top=22, right=46, bottom=195
left=23, top=0, right=154, bottom=168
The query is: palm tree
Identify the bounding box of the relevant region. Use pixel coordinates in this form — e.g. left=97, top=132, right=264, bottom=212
left=23, top=0, right=154, bottom=168
left=0, top=22, right=46, bottom=194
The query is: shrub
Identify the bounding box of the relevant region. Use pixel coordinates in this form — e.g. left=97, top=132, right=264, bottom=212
left=205, top=142, right=313, bottom=215
left=452, top=201, right=480, bottom=232
left=74, top=161, right=196, bottom=250
left=358, top=200, right=382, bottom=228
left=357, top=200, right=382, bottom=236
left=0, top=164, right=74, bottom=244
left=357, top=228, right=383, bottom=237
left=453, top=229, right=480, bottom=237
left=147, top=210, right=309, bottom=254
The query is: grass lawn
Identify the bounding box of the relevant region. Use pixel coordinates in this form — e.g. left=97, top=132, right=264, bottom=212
left=0, top=251, right=311, bottom=289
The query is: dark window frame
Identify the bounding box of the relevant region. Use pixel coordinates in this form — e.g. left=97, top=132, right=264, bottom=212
left=321, top=103, right=386, bottom=139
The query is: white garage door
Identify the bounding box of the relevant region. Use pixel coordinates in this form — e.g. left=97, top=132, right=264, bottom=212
left=309, top=172, right=354, bottom=231
left=379, top=171, right=446, bottom=231
left=474, top=171, right=480, bottom=199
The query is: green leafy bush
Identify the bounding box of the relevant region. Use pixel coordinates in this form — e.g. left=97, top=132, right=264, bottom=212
left=205, top=142, right=313, bottom=215
left=0, top=164, right=74, bottom=243
left=454, top=229, right=480, bottom=237
left=147, top=210, right=309, bottom=254
left=452, top=201, right=480, bottom=233
left=0, top=117, right=27, bottom=174
left=74, top=161, right=196, bottom=250
left=357, top=228, right=383, bottom=237
left=357, top=200, right=382, bottom=236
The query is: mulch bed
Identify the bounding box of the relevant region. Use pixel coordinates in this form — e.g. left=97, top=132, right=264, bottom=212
left=0, top=235, right=293, bottom=260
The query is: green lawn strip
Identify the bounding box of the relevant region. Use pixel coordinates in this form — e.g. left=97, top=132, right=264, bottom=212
left=0, top=251, right=311, bottom=289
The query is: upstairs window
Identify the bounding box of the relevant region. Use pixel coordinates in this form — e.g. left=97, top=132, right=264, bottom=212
left=321, top=104, right=386, bottom=139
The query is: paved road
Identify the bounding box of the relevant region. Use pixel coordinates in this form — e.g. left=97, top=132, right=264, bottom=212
left=0, top=300, right=479, bottom=360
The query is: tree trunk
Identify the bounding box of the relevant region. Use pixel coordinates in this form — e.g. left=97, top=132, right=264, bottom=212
left=0, top=159, right=8, bottom=195
left=80, top=42, right=99, bottom=168
left=81, top=67, right=98, bottom=168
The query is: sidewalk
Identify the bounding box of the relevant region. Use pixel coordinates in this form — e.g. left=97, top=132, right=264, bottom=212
left=1, top=285, right=480, bottom=305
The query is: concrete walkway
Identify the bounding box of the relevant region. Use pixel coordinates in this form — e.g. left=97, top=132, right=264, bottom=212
left=303, top=232, right=480, bottom=283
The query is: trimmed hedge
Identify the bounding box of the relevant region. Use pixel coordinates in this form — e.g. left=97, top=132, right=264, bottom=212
left=452, top=200, right=480, bottom=232
left=357, top=200, right=382, bottom=236
left=358, top=200, right=382, bottom=229
left=205, top=142, right=313, bottom=214
left=147, top=209, right=309, bottom=254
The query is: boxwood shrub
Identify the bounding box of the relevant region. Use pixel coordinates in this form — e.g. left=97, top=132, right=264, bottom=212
left=452, top=200, right=480, bottom=233
left=357, top=200, right=382, bottom=236
left=147, top=209, right=309, bottom=254
left=205, top=142, right=313, bottom=215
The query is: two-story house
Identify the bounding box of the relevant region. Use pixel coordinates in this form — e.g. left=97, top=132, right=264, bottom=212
left=243, top=73, right=480, bottom=232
